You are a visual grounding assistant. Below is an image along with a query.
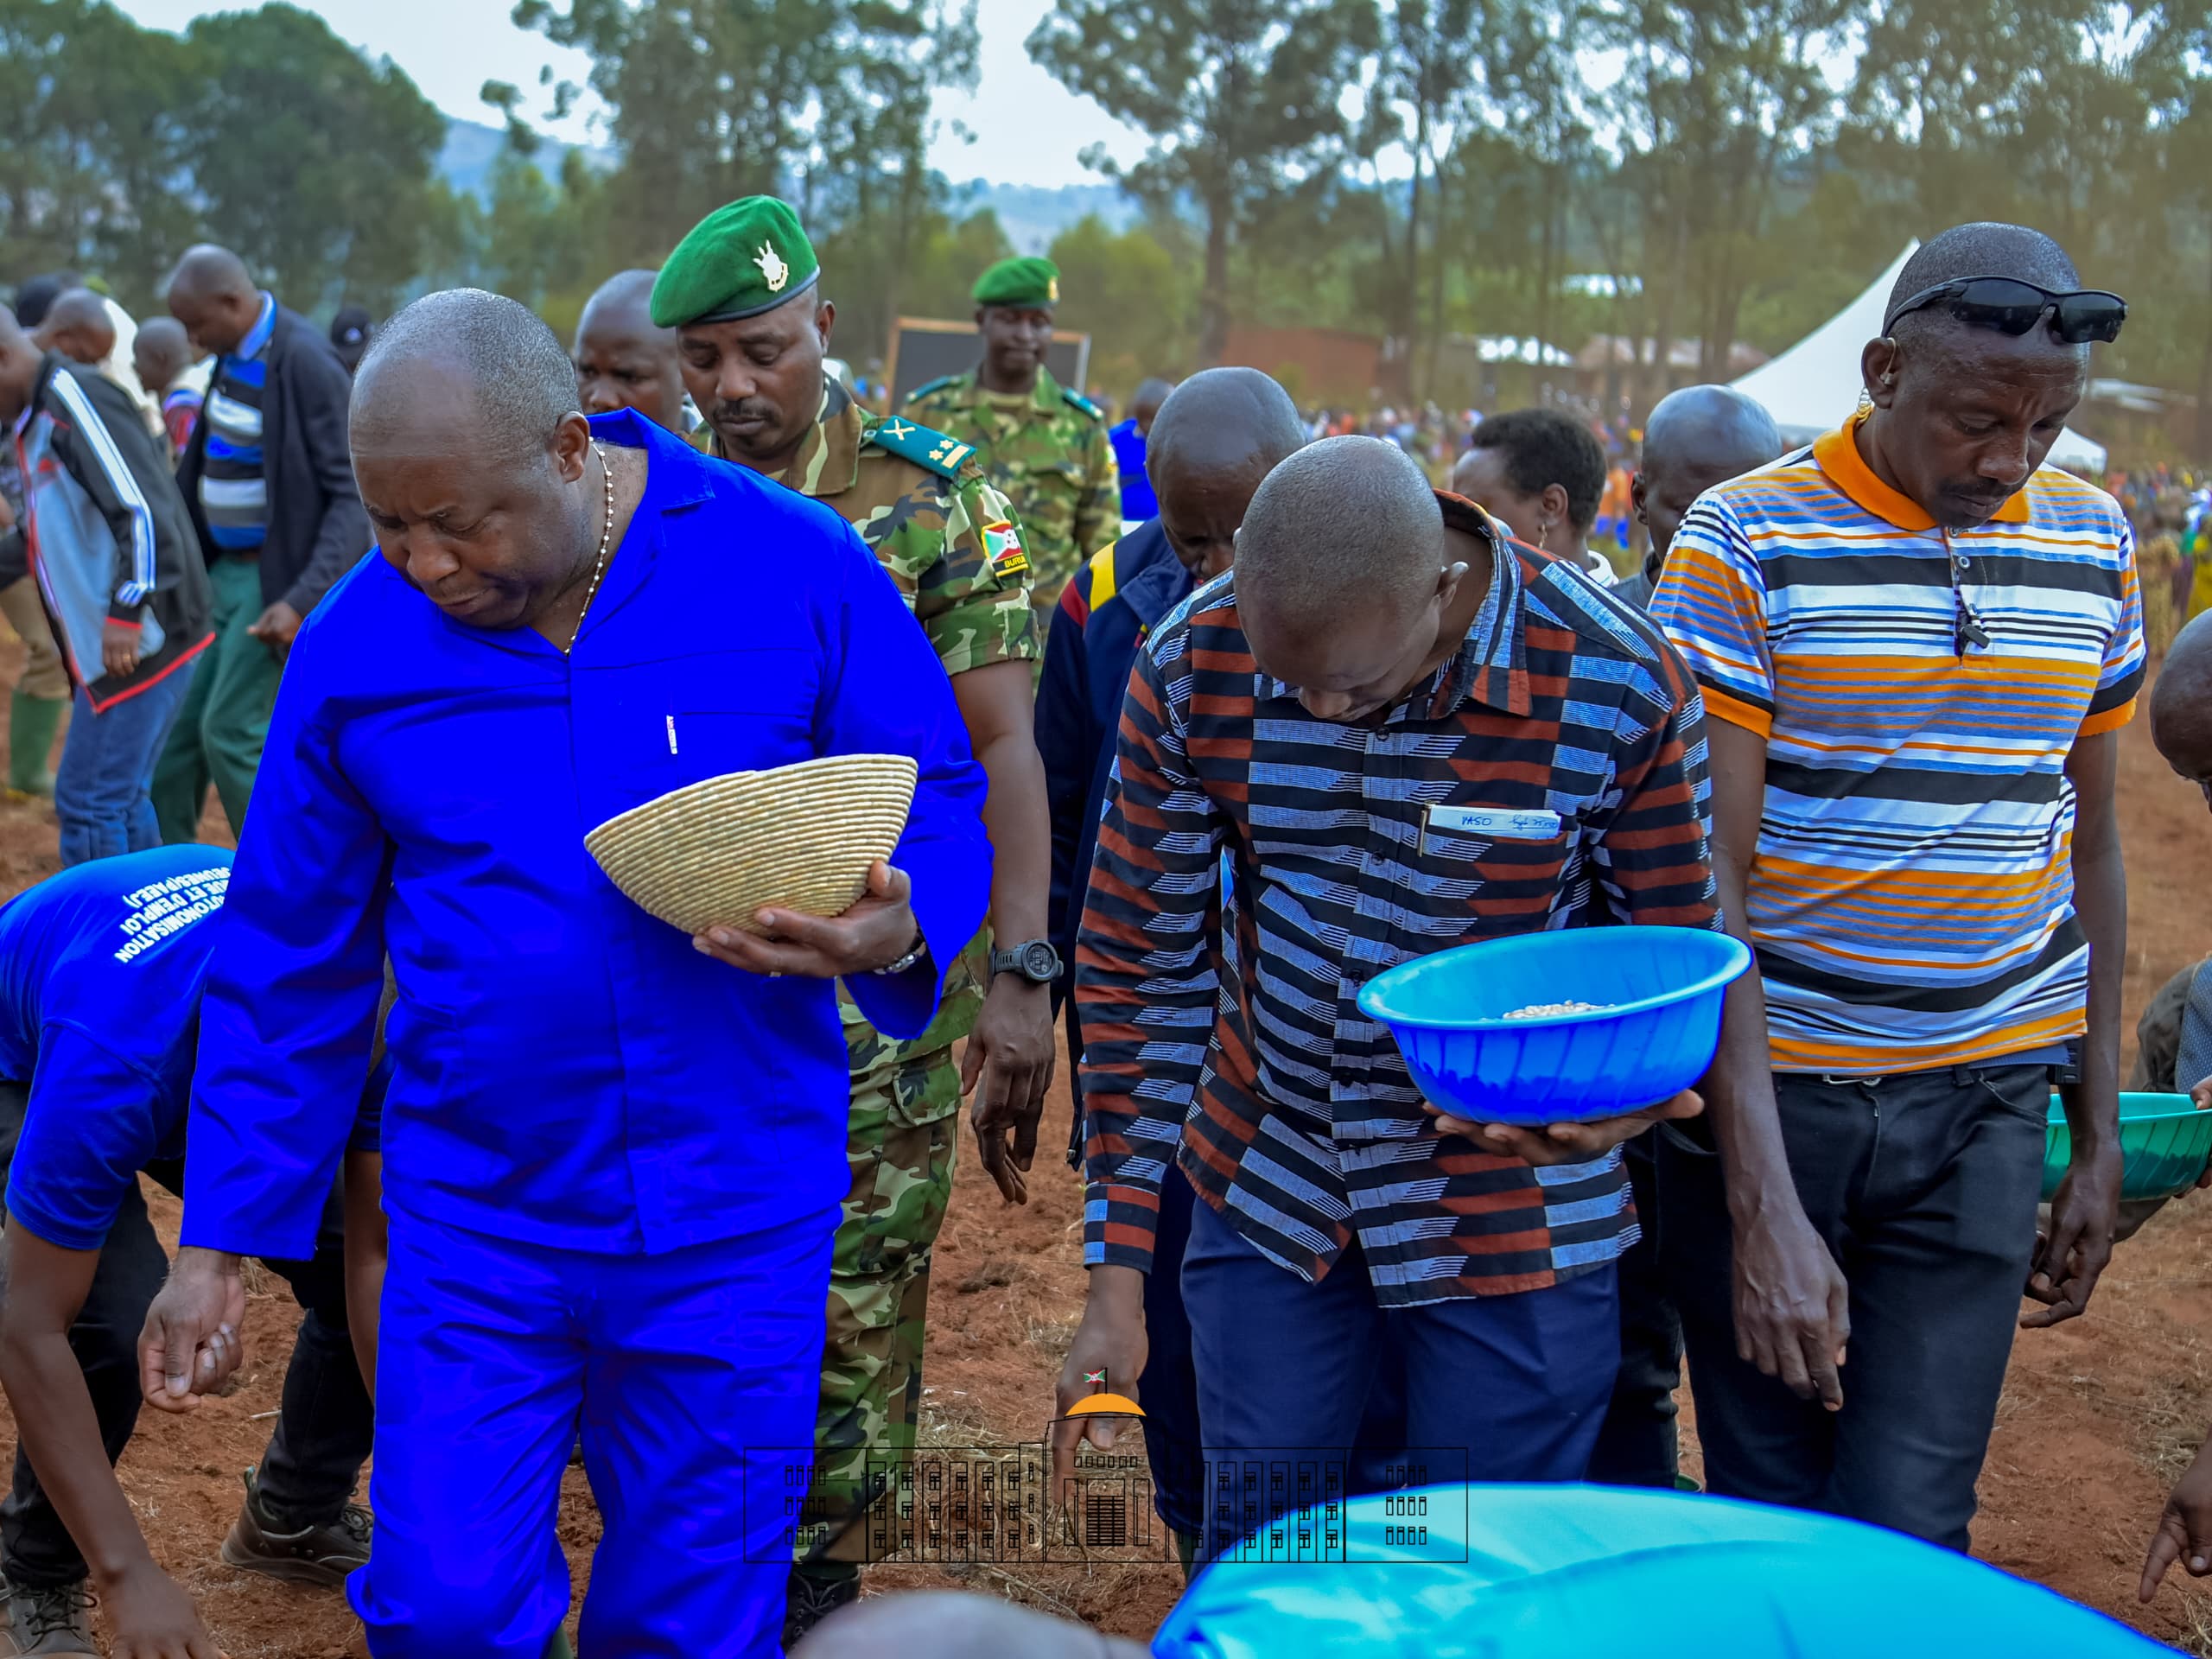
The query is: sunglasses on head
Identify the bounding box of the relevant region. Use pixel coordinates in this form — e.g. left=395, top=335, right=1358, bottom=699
left=1884, top=276, right=2127, bottom=345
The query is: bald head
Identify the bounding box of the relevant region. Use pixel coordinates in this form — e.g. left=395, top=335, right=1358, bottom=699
left=168, top=245, right=255, bottom=306
left=1643, top=385, right=1779, bottom=476
left=1144, top=368, right=1305, bottom=579
left=1240, top=438, right=1440, bottom=625
left=133, top=316, right=193, bottom=394
left=166, top=245, right=263, bottom=358
left=1237, top=437, right=1471, bottom=721
left=580, top=270, right=658, bottom=329
left=1130, top=376, right=1175, bottom=435
left=1635, top=385, right=1783, bottom=563
left=355, top=288, right=579, bottom=467
left=1150, top=368, right=1304, bottom=473
left=350, top=289, right=607, bottom=636
left=35, top=289, right=115, bottom=367
left=795, top=1591, right=1147, bottom=1659
left=574, top=270, right=685, bottom=430
left=1885, top=224, right=2080, bottom=342
left=2152, top=612, right=2212, bottom=816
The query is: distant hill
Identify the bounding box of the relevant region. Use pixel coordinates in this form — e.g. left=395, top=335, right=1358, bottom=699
left=436, top=120, right=1136, bottom=251
left=437, top=118, right=611, bottom=201
left=944, top=180, right=1138, bottom=252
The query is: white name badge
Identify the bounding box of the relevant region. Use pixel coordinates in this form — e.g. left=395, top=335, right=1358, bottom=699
left=1422, top=804, right=1563, bottom=842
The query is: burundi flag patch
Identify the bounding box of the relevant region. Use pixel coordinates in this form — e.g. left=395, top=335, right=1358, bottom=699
left=982, top=521, right=1028, bottom=578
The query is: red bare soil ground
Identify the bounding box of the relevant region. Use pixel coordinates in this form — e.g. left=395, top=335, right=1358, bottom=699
left=0, top=643, right=2202, bottom=1653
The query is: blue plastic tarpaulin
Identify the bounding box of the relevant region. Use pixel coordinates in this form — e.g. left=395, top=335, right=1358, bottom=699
left=1153, top=1484, right=2166, bottom=1658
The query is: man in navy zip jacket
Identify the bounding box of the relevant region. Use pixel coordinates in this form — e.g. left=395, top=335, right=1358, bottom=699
left=1037, top=367, right=1305, bottom=1568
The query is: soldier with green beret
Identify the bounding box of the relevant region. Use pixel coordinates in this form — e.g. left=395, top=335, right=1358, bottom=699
left=652, top=196, right=1061, bottom=1646
left=904, top=256, right=1121, bottom=617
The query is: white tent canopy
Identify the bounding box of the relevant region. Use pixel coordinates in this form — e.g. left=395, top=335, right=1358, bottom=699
left=1728, top=242, right=2108, bottom=474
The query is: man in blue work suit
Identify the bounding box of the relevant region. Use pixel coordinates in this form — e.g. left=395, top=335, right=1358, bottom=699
left=0, top=848, right=373, bottom=1659
left=136, top=288, right=992, bottom=1659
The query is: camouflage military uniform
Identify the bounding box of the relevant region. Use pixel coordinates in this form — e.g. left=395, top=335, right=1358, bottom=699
left=705, top=377, right=1039, bottom=1572
left=904, top=366, right=1119, bottom=615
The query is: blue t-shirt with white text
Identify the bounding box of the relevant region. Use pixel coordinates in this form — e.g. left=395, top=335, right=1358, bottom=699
left=0, top=848, right=232, bottom=1250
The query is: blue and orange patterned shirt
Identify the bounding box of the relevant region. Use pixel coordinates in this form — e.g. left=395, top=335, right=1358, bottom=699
left=1653, top=414, right=2144, bottom=1074
left=1076, top=493, right=1718, bottom=1304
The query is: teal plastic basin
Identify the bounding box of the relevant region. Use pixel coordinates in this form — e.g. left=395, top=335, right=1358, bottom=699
left=2043, top=1092, right=2212, bottom=1202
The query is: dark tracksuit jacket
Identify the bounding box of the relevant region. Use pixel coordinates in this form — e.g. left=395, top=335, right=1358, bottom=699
left=3, top=356, right=213, bottom=711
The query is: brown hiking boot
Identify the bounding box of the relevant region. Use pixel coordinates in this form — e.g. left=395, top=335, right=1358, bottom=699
left=0, top=1573, right=96, bottom=1657
left=219, top=1466, right=372, bottom=1587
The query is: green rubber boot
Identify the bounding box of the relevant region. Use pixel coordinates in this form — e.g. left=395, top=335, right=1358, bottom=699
left=6, top=691, right=64, bottom=798
left=543, top=1629, right=575, bottom=1659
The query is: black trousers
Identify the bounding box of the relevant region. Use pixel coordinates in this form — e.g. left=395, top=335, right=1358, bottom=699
left=1586, top=1137, right=1683, bottom=1487
left=0, top=1086, right=373, bottom=1588
left=1657, top=1062, right=2048, bottom=1551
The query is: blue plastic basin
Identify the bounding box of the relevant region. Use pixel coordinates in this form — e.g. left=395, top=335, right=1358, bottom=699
left=1357, top=926, right=1752, bottom=1126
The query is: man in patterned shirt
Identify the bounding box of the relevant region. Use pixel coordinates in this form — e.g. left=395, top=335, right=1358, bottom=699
left=653, top=198, right=1056, bottom=1642
left=904, top=258, right=1119, bottom=617
left=154, top=245, right=365, bottom=842
left=1061, top=438, right=1827, bottom=1560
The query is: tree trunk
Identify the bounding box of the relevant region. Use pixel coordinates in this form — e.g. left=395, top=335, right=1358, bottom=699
left=1198, top=196, right=1231, bottom=366
left=2198, top=237, right=2212, bottom=459
left=1426, top=144, right=1448, bottom=397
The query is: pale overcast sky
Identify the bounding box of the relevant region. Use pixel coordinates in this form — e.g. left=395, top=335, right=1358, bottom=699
left=112, top=0, right=1151, bottom=188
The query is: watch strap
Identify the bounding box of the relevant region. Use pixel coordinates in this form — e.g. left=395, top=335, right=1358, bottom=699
left=871, top=929, right=928, bottom=977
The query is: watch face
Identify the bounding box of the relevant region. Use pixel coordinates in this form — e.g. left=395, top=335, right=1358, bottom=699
left=1022, top=941, right=1058, bottom=981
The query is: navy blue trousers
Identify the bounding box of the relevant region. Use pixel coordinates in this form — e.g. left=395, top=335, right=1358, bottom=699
left=1179, top=1198, right=1618, bottom=1561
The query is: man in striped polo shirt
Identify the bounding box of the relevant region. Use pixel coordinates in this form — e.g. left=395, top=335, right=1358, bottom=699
left=1652, top=222, right=2141, bottom=1550
left=1064, top=438, right=1836, bottom=1560
left=154, top=245, right=366, bottom=842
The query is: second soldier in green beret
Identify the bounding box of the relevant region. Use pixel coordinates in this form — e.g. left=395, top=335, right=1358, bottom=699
left=904, top=257, right=1121, bottom=617
left=652, top=197, right=1060, bottom=1645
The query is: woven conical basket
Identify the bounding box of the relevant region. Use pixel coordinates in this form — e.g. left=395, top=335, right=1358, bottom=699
left=585, top=753, right=918, bottom=938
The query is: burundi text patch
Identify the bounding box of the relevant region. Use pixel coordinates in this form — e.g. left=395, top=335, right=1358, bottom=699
left=982, top=521, right=1028, bottom=577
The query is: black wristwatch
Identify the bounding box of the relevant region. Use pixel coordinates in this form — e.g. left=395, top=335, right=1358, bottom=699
left=990, top=939, right=1063, bottom=985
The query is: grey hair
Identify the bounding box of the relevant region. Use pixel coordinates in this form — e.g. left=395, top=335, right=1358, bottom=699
left=353, top=288, right=580, bottom=466
left=1235, top=436, right=1440, bottom=625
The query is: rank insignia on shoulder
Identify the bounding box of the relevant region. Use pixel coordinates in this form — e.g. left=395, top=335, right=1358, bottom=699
left=869, top=414, right=972, bottom=480
left=1061, top=386, right=1103, bottom=421
left=982, top=521, right=1028, bottom=577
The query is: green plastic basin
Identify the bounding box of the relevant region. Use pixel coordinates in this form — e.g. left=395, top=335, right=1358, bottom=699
left=2043, top=1091, right=2212, bottom=1202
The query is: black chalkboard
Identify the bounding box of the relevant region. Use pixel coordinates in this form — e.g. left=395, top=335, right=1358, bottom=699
left=887, top=317, right=1092, bottom=410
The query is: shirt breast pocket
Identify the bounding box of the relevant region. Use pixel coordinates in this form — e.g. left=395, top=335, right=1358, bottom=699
left=622, top=647, right=821, bottom=786
left=1412, top=803, right=1574, bottom=934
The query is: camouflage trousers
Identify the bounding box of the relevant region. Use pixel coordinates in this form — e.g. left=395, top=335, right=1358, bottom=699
left=794, top=1033, right=961, bottom=1567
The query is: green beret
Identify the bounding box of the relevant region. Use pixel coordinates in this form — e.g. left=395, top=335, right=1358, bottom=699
left=651, top=197, right=820, bottom=328
left=972, top=256, right=1060, bottom=309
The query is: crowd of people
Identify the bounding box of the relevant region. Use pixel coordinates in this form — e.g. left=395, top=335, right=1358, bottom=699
left=0, top=207, right=2206, bottom=1659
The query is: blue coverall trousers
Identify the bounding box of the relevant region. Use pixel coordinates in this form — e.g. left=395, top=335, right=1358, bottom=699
left=351, top=1205, right=835, bottom=1657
